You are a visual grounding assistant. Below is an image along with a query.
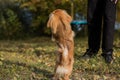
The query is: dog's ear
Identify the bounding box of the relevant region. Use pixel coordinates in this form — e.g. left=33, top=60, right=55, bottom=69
left=60, top=10, right=72, bottom=30
left=47, top=13, right=52, bottom=28
left=47, top=13, right=59, bottom=34
left=63, top=10, right=72, bottom=23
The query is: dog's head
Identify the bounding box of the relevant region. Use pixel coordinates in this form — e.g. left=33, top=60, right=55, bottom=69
left=47, top=9, right=72, bottom=34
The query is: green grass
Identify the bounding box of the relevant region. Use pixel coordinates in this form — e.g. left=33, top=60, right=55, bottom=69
left=0, top=37, right=120, bottom=80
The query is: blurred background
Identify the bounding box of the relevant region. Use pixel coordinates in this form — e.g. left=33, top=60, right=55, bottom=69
left=0, top=1, right=120, bottom=79
left=0, top=0, right=120, bottom=39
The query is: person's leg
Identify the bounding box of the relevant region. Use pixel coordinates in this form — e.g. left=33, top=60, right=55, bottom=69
left=102, top=0, right=116, bottom=63
left=83, top=0, right=104, bottom=57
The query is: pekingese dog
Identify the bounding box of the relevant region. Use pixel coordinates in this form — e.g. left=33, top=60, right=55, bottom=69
left=47, top=9, right=74, bottom=80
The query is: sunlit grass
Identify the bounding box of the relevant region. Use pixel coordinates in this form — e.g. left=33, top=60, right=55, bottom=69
left=0, top=37, right=120, bottom=80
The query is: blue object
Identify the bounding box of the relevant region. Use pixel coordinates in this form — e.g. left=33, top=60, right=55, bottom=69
left=71, top=20, right=87, bottom=25
left=71, top=20, right=87, bottom=32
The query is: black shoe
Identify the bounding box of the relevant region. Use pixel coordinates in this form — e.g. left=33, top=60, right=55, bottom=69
left=101, top=51, right=113, bottom=64
left=82, top=49, right=98, bottom=58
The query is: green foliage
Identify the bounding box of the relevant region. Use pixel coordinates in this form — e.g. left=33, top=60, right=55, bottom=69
left=0, top=0, right=88, bottom=39
left=0, top=0, right=120, bottom=39
left=117, top=1, right=120, bottom=10
left=0, top=9, right=22, bottom=39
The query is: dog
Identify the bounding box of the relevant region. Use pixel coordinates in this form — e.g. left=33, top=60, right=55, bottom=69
left=47, top=9, right=74, bottom=80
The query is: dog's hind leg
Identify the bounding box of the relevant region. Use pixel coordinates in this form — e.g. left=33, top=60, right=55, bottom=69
left=53, top=50, right=62, bottom=80
left=63, top=74, right=69, bottom=80
left=52, top=73, right=59, bottom=80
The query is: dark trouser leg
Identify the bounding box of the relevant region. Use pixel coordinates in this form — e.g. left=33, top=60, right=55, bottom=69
left=87, top=0, right=103, bottom=52
left=101, top=0, right=116, bottom=63
left=102, top=0, right=116, bottom=52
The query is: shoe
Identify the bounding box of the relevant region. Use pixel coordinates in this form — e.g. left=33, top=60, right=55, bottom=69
left=82, top=49, right=98, bottom=58
left=101, top=51, right=113, bottom=64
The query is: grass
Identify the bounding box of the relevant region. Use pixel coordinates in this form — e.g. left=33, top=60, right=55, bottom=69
left=0, top=37, right=120, bottom=80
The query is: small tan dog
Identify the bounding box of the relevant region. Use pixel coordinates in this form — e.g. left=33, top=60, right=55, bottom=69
left=47, top=9, right=74, bottom=80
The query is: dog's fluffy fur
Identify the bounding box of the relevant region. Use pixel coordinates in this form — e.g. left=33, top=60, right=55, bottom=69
left=47, top=9, right=74, bottom=80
